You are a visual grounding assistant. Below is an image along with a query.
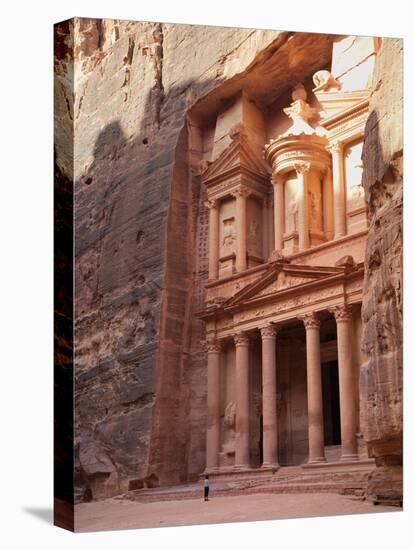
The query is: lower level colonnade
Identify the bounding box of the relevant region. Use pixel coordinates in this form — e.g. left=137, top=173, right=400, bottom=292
left=205, top=305, right=359, bottom=473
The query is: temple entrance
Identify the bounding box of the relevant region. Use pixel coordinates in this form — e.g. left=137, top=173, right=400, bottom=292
left=321, top=361, right=341, bottom=446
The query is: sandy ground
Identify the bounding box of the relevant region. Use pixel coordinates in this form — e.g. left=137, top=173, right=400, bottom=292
left=75, top=491, right=399, bottom=532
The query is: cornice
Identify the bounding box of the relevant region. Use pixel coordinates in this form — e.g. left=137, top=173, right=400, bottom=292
left=320, top=97, right=369, bottom=131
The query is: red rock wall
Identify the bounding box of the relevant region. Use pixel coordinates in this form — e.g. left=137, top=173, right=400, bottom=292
left=360, top=37, right=403, bottom=498
left=55, top=18, right=337, bottom=499
left=54, top=18, right=287, bottom=498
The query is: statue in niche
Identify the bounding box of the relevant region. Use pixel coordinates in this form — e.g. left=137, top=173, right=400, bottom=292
left=222, top=401, right=236, bottom=460
left=286, top=199, right=298, bottom=233
left=345, top=146, right=365, bottom=202
left=222, top=217, right=235, bottom=249
left=350, top=162, right=364, bottom=199
left=310, top=190, right=322, bottom=230
left=248, top=219, right=260, bottom=246
left=224, top=401, right=236, bottom=429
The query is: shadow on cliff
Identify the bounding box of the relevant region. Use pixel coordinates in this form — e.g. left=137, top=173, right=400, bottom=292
left=70, top=29, right=339, bottom=501
left=73, top=76, right=225, bottom=500
left=359, top=106, right=403, bottom=499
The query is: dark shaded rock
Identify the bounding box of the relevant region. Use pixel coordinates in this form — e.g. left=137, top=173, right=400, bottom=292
left=360, top=37, right=403, bottom=501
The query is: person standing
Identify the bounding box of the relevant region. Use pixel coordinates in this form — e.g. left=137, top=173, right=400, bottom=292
left=204, top=475, right=210, bottom=501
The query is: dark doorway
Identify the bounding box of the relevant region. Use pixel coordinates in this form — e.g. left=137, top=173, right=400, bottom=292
left=322, top=361, right=341, bottom=445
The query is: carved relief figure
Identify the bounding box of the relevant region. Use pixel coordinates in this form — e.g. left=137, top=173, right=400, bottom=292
left=248, top=219, right=260, bottom=246
left=310, top=190, right=322, bottom=229
left=224, top=401, right=236, bottom=429
left=221, top=401, right=236, bottom=461
left=345, top=142, right=365, bottom=206
left=288, top=200, right=298, bottom=232
left=285, top=178, right=299, bottom=233
left=222, top=217, right=236, bottom=249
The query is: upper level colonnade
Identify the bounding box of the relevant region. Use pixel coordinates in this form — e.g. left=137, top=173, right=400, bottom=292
left=202, top=68, right=371, bottom=282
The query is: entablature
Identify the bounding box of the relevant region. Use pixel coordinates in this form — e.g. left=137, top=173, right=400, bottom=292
left=199, top=258, right=364, bottom=340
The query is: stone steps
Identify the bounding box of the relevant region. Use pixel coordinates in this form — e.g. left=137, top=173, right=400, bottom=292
left=124, top=472, right=370, bottom=503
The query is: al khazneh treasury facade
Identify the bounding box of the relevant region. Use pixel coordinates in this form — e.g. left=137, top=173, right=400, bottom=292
left=198, top=37, right=378, bottom=477
left=63, top=20, right=402, bottom=504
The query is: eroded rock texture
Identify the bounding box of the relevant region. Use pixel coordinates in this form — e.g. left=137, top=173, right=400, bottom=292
left=54, top=18, right=296, bottom=500
left=56, top=18, right=381, bottom=503
left=360, top=38, right=403, bottom=499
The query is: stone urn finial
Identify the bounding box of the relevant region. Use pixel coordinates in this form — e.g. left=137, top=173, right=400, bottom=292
left=283, top=83, right=317, bottom=125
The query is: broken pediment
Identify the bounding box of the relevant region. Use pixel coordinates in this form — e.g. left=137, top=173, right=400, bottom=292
left=202, top=133, right=269, bottom=186
left=314, top=89, right=370, bottom=122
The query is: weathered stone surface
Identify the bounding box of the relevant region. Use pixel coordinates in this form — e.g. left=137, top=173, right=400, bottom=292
left=61, top=18, right=337, bottom=500
left=56, top=18, right=300, bottom=500
left=54, top=21, right=75, bottom=524
left=55, top=19, right=402, bottom=508
left=360, top=38, right=403, bottom=497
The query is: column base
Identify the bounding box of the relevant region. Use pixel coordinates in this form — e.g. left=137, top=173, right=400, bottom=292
left=307, top=457, right=327, bottom=465
left=261, top=462, right=280, bottom=472
left=234, top=463, right=251, bottom=471
left=340, top=454, right=359, bottom=462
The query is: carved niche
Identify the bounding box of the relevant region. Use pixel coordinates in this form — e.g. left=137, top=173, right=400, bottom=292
left=246, top=195, right=263, bottom=261
left=222, top=217, right=236, bottom=249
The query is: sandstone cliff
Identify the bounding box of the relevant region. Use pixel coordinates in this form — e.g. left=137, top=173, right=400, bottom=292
left=360, top=37, right=403, bottom=500
left=54, top=19, right=399, bottom=505
left=55, top=18, right=292, bottom=499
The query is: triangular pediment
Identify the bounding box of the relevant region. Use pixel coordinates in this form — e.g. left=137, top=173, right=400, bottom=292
left=224, top=262, right=343, bottom=308
left=202, top=136, right=269, bottom=183
left=254, top=270, right=315, bottom=297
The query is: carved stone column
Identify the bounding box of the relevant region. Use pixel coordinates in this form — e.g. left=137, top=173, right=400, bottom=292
left=262, top=196, right=269, bottom=260
left=295, top=162, right=311, bottom=251
left=323, top=167, right=334, bottom=241
left=260, top=324, right=280, bottom=469
left=272, top=174, right=285, bottom=252
left=232, top=187, right=250, bottom=272
left=234, top=331, right=250, bottom=468
left=300, top=312, right=326, bottom=463
left=328, top=141, right=346, bottom=239
left=331, top=305, right=358, bottom=461
left=206, top=199, right=220, bottom=281
left=267, top=195, right=275, bottom=255
left=206, top=338, right=221, bottom=471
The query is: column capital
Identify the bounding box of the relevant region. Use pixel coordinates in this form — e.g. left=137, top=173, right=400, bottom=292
left=298, top=312, right=321, bottom=329
left=233, top=331, right=249, bottom=346
left=330, top=305, right=352, bottom=322
left=204, top=198, right=219, bottom=210
left=271, top=173, right=284, bottom=186
left=327, top=140, right=343, bottom=154
left=206, top=338, right=222, bottom=353
left=260, top=324, right=280, bottom=338
left=231, top=185, right=251, bottom=199
left=294, top=161, right=311, bottom=174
